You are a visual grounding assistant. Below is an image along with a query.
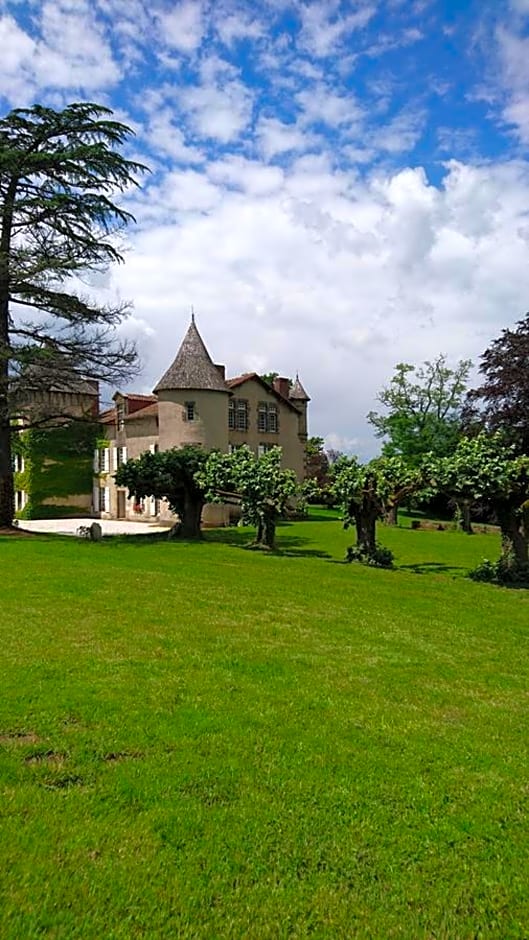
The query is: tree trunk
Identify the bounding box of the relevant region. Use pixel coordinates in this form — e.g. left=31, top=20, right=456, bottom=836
left=355, top=509, right=377, bottom=555
left=173, top=495, right=203, bottom=539
left=456, top=499, right=473, bottom=534
left=384, top=503, right=398, bottom=526
left=497, top=504, right=528, bottom=569
left=0, top=416, right=14, bottom=529
left=0, top=180, right=16, bottom=529
left=254, top=511, right=276, bottom=549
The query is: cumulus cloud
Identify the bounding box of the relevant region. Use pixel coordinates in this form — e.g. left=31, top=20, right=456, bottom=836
left=110, top=158, right=529, bottom=458
left=0, top=0, right=120, bottom=104
left=2, top=0, right=529, bottom=458
left=157, top=1, right=204, bottom=54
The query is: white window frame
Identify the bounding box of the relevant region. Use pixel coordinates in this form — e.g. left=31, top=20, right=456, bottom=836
left=99, top=448, right=110, bottom=473
left=99, top=486, right=110, bottom=513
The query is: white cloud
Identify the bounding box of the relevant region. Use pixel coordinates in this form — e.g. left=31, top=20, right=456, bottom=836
left=296, top=84, right=365, bottom=127
left=158, top=0, right=204, bottom=54
left=214, top=7, right=263, bottom=45
left=144, top=110, right=204, bottom=163
left=298, top=1, right=377, bottom=57
left=0, top=15, right=37, bottom=102
left=0, top=1, right=120, bottom=104
left=208, top=156, right=284, bottom=195
left=493, top=23, right=529, bottom=143
left=110, top=158, right=529, bottom=458
left=256, top=116, right=314, bottom=159
left=181, top=78, right=253, bottom=142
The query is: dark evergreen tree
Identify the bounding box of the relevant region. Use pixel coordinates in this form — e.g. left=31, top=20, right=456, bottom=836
left=0, top=102, right=147, bottom=527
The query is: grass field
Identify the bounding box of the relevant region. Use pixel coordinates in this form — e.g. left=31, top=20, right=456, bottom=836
left=1, top=513, right=529, bottom=938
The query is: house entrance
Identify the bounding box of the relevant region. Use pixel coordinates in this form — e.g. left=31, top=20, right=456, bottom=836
left=117, top=490, right=126, bottom=519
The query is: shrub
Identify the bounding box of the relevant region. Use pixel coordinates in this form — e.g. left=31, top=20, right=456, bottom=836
left=469, top=557, right=529, bottom=586
left=346, top=543, right=394, bottom=569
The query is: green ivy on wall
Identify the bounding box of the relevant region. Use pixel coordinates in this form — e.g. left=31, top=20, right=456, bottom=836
left=14, top=421, right=99, bottom=519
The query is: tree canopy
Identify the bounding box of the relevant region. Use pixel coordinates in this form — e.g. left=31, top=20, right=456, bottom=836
left=0, top=102, right=147, bottom=527
left=197, top=445, right=298, bottom=549
left=464, top=312, right=529, bottom=454
left=368, top=356, right=471, bottom=465
left=332, top=454, right=424, bottom=561
left=114, top=446, right=207, bottom=539
left=433, top=433, right=529, bottom=575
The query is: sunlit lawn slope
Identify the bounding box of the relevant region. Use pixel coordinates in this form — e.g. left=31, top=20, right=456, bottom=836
left=1, top=513, right=528, bottom=938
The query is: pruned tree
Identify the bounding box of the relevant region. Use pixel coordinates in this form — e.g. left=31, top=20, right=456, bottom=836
left=332, top=455, right=424, bottom=561
left=368, top=356, right=471, bottom=465
left=434, top=433, right=529, bottom=576
left=0, top=102, right=147, bottom=527
left=197, top=446, right=299, bottom=549
left=464, top=312, right=529, bottom=454
left=114, top=446, right=207, bottom=539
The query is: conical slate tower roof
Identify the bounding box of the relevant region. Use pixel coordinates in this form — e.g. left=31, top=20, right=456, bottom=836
left=154, top=316, right=229, bottom=393
left=290, top=373, right=310, bottom=402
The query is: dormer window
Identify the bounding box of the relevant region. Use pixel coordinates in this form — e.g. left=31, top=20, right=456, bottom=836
left=185, top=401, right=195, bottom=421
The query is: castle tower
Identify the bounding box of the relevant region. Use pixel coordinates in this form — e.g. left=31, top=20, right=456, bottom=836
left=289, top=373, right=310, bottom=443
left=153, top=316, right=230, bottom=453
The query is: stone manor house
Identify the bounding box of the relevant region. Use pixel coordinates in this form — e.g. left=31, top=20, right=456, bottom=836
left=94, top=317, right=310, bottom=525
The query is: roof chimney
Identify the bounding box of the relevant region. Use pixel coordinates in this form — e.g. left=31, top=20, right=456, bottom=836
left=273, top=377, right=291, bottom=399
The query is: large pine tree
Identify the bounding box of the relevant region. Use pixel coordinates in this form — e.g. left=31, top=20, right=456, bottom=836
left=0, top=102, right=147, bottom=527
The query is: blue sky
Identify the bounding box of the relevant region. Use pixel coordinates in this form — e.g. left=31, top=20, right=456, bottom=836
left=2, top=0, right=529, bottom=455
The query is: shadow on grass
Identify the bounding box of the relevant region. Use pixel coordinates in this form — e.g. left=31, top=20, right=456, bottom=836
left=206, top=526, right=333, bottom=559
left=399, top=561, right=467, bottom=576
left=101, top=525, right=332, bottom=559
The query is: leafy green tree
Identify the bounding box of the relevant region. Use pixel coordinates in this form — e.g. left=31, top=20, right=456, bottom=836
left=368, top=356, right=471, bottom=465
left=332, top=455, right=424, bottom=558
left=114, top=446, right=207, bottom=539
left=464, top=312, right=529, bottom=454
left=0, top=102, right=146, bottom=527
left=197, top=446, right=298, bottom=549
left=304, top=436, right=330, bottom=492
left=260, top=372, right=279, bottom=387
left=434, top=433, right=529, bottom=574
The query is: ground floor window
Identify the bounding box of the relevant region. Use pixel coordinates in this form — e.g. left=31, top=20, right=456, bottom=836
left=258, top=443, right=274, bottom=457
left=14, top=490, right=27, bottom=512
left=98, top=487, right=110, bottom=513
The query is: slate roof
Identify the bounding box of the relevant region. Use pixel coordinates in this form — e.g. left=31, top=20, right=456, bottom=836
left=154, top=317, right=229, bottom=394
left=290, top=374, right=310, bottom=402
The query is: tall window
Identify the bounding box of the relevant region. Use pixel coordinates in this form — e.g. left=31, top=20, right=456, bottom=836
left=229, top=398, right=248, bottom=431
left=13, top=454, right=25, bottom=473
left=117, top=446, right=127, bottom=467
left=257, top=402, right=278, bottom=433
left=15, top=490, right=27, bottom=512
left=99, top=448, right=110, bottom=473
left=185, top=401, right=195, bottom=421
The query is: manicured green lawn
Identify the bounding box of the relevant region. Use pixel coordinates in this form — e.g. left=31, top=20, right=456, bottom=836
left=1, top=515, right=528, bottom=938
